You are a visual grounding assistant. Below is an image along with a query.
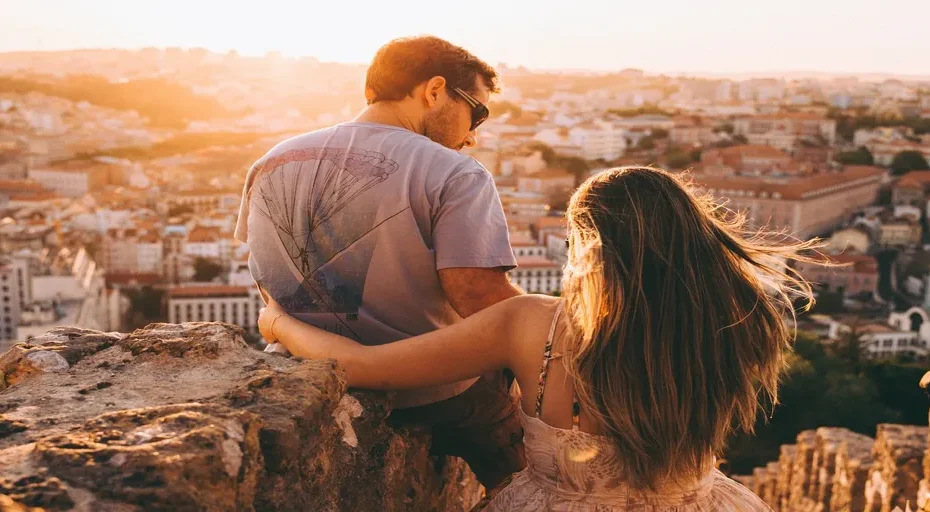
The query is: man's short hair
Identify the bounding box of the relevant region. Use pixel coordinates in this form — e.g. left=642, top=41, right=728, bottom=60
left=365, top=35, right=500, bottom=104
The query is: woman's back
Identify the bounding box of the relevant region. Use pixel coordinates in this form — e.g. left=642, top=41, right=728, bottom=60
left=477, top=299, right=772, bottom=511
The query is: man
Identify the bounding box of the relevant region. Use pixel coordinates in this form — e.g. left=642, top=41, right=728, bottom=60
left=234, top=36, right=525, bottom=488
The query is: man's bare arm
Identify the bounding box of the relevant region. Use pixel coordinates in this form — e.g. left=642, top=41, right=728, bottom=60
left=438, top=267, right=524, bottom=319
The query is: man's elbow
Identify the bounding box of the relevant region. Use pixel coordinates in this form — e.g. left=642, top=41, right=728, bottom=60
left=438, top=267, right=524, bottom=318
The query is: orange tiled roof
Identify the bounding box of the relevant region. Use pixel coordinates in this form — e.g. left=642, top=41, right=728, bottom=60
left=187, top=226, right=223, bottom=243
left=695, top=166, right=884, bottom=201
left=896, top=171, right=930, bottom=187
left=0, top=179, right=45, bottom=193
left=526, top=168, right=575, bottom=180
left=534, top=216, right=566, bottom=229
left=167, top=286, right=250, bottom=298
left=515, top=256, right=560, bottom=268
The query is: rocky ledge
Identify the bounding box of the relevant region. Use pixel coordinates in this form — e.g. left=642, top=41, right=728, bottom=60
left=0, top=323, right=480, bottom=511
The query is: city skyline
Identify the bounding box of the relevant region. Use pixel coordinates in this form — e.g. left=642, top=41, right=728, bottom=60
left=2, top=0, right=930, bottom=77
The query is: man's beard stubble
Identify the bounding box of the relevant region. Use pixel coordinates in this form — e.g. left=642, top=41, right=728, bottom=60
left=423, top=104, right=465, bottom=151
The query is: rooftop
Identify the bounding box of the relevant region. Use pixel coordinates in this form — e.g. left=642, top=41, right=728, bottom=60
left=694, top=166, right=884, bottom=201
left=515, top=255, right=561, bottom=269
left=166, top=285, right=250, bottom=299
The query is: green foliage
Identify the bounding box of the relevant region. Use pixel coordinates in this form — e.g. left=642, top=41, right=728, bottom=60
left=488, top=100, right=522, bottom=118
left=724, top=333, right=926, bottom=474
left=193, top=257, right=224, bottom=282
left=636, top=136, right=656, bottom=151
left=0, top=74, right=234, bottom=128
left=607, top=105, right=676, bottom=118
left=665, top=150, right=693, bottom=169
left=651, top=128, right=669, bottom=139
left=82, top=132, right=277, bottom=161
left=526, top=142, right=557, bottom=165
left=731, top=134, right=749, bottom=145
left=829, top=108, right=930, bottom=141
left=836, top=147, right=875, bottom=166
left=891, top=150, right=930, bottom=176
left=123, top=286, right=165, bottom=330
left=714, top=122, right=735, bottom=134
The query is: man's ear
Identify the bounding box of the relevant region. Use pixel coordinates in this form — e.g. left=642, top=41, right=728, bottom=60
left=423, top=76, right=447, bottom=108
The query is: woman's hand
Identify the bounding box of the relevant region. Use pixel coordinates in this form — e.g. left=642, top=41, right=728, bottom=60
left=258, top=298, right=287, bottom=342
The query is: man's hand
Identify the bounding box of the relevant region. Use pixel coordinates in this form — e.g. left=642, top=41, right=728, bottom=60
left=438, top=267, right=524, bottom=319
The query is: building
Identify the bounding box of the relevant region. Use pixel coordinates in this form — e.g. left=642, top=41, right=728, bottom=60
left=167, top=285, right=263, bottom=335
left=509, top=256, right=562, bottom=295
left=829, top=321, right=924, bottom=361
left=0, top=261, right=22, bottom=345
left=700, top=145, right=792, bottom=176
left=533, top=216, right=567, bottom=246
left=0, top=179, right=47, bottom=209
left=733, top=113, right=837, bottom=151
left=568, top=121, right=628, bottom=161
left=866, top=136, right=930, bottom=167
left=184, top=226, right=231, bottom=262
left=892, top=170, right=930, bottom=205
left=694, top=166, right=884, bottom=238
left=878, top=220, right=921, bottom=247
left=28, top=164, right=107, bottom=197
left=517, top=169, right=576, bottom=196
left=164, top=190, right=232, bottom=214
left=510, top=233, right=548, bottom=258
left=794, top=253, right=878, bottom=296
left=499, top=192, right=550, bottom=230
left=670, top=117, right=716, bottom=146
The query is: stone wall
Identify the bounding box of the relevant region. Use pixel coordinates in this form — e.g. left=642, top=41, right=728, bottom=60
left=737, top=417, right=930, bottom=512
left=0, top=323, right=482, bottom=511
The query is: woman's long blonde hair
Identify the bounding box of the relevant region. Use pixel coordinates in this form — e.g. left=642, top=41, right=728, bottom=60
left=561, top=167, right=818, bottom=489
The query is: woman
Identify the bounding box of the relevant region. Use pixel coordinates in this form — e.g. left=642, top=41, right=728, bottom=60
left=258, top=167, right=817, bottom=511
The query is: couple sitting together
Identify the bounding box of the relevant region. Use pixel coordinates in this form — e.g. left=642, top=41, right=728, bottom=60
left=234, top=35, right=815, bottom=511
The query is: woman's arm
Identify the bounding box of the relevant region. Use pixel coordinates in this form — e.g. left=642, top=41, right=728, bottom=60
left=261, top=295, right=539, bottom=390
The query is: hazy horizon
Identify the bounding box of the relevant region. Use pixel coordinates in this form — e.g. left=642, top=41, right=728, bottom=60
left=2, top=0, right=930, bottom=78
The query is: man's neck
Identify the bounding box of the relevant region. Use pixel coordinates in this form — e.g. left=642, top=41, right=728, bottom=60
left=353, top=102, right=423, bottom=135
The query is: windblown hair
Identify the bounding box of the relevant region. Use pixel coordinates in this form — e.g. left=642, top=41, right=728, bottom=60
left=561, top=167, right=819, bottom=490
left=364, top=35, right=499, bottom=104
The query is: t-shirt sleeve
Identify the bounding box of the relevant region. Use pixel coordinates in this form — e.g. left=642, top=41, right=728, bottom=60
left=433, top=170, right=517, bottom=271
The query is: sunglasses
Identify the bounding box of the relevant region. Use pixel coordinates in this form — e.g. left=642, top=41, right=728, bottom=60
left=452, top=87, right=489, bottom=131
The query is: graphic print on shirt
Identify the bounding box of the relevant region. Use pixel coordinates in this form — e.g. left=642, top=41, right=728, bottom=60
left=249, top=147, right=404, bottom=336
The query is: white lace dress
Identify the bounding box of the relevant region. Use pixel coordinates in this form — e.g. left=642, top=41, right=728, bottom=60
left=475, top=410, right=772, bottom=511
left=474, top=302, right=772, bottom=511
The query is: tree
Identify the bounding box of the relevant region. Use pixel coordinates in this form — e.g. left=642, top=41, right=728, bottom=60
left=651, top=128, right=669, bottom=139
left=526, top=142, right=556, bottom=165
left=714, top=122, right=735, bottom=134
left=665, top=150, right=693, bottom=170
left=891, top=150, right=930, bottom=176
left=123, top=286, right=165, bottom=330
left=636, top=136, right=656, bottom=151
left=836, top=147, right=875, bottom=166
left=193, top=257, right=224, bottom=282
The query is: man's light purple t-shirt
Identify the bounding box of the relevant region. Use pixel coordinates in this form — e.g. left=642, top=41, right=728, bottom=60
left=234, top=122, right=516, bottom=408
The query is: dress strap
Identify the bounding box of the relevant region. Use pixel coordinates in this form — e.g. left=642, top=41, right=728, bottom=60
left=534, top=302, right=563, bottom=418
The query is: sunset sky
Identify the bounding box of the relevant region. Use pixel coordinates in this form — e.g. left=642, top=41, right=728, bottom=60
left=2, top=0, right=929, bottom=75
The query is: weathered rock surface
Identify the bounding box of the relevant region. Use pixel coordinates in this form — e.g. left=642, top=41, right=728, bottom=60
left=864, top=424, right=928, bottom=512
left=0, top=323, right=481, bottom=511
left=829, top=431, right=875, bottom=512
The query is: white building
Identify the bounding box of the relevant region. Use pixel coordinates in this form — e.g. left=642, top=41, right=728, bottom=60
left=167, top=285, right=263, bottom=335
left=568, top=121, right=628, bottom=161
left=0, top=262, right=22, bottom=345
left=28, top=167, right=103, bottom=197
left=509, top=256, right=562, bottom=295
left=829, top=319, right=926, bottom=361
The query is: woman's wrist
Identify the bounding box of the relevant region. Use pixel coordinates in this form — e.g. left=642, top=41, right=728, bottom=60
left=269, top=311, right=288, bottom=341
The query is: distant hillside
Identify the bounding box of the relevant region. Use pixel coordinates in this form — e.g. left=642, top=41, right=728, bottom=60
left=0, top=74, right=238, bottom=128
